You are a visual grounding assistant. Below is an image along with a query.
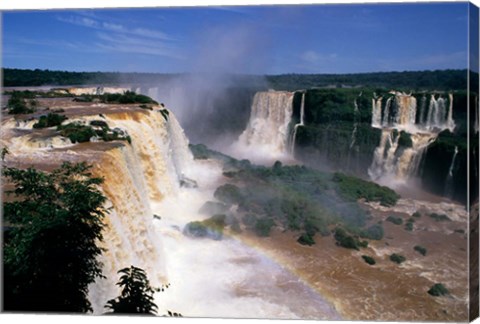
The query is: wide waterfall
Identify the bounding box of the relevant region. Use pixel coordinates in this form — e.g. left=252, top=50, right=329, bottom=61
left=233, top=90, right=294, bottom=163
left=369, top=91, right=455, bottom=183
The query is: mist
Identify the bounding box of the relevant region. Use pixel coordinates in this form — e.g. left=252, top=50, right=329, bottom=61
left=127, top=22, right=274, bottom=151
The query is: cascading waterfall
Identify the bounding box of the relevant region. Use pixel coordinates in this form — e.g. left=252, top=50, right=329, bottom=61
left=234, top=90, right=294, bottom=163
left=88, top=145, right=166, bottom=313
left=444, top=146, right=458, bottom=198
left=371, top=96, right=383, bottom=128
left=84, top=108, right=197, bottom=312
left=382, top=97, right=392, bottom=126
left=290, top=91, right=306, bottom=154
left=368, top=91, right=455, bottom=183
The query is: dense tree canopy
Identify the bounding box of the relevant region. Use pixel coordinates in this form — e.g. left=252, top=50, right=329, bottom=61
left=2, top=162, right=107, bottom=313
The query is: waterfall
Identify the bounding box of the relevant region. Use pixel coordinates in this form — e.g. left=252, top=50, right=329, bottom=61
left=394, top=93, right=416, bottom=127
left=86, top=108, right=196, bottom=312
left=89, top=145, right=167, bottom=313
left=444, top=146, right=458, bottom=198
left=290, top=91, right=306, bottom=155
left=346, top=98, right=360, bottom=171
left=369, top=91, right=455, bottom=184
left=234, top=90, right=294, bottom=163
left=349, top=99, right=359, bottom=150
left=372, top=97, right=383, bottom=128
left=382, top=97, right=392, bottom=126
left=425, top=94, right=454, bottom=131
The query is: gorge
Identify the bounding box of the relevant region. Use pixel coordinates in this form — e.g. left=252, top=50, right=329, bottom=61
left=1, top=77, right=476, bottom=321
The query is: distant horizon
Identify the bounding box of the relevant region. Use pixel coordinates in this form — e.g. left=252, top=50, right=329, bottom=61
left=2, top=66, right=473, bottom=76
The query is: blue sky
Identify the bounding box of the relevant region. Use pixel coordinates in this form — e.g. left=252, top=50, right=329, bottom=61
left=2, top=2, right=471, bottom=74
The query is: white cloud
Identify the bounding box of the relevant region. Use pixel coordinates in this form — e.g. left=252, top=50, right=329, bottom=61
left=57, top=14, right=173, bottom=41
left=95, top=32, right=184, bottom=59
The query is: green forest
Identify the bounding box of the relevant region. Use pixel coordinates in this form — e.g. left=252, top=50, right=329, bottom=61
left=2, top=68, right=475, bottom=91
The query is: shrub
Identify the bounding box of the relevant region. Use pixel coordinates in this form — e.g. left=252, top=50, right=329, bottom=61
left=361, top=224, right=384, bottom=240
left=414, top=245, right=427, bottom=256
left=33, top=113, right=67, bottom=128
left=7, top=92, right=36, bottom=114
left=214, top=184, right=243, bottom=205
left=412, top=211, right=422, bottom=218
left=404, top=222, right=414, bottom=231
left=254, top=218, right=275, bottom=237
left=362, top=255, right=376, bottom=265
left=386, top=216, right=403, bottom=225
left=57, top=123, right=96, bottom=143
left=183, top=214, right=226, bottom=240
left=199, top=201, right=229, bottom=215
left=429, top=213, right=451, bottom=222
left=389, top=253, right=406, bottom=264
left=334, top=227, right=359, bottom=250
left=427, top=283, right=449, bottom=297
left=297, top=233, right=315, bottom=246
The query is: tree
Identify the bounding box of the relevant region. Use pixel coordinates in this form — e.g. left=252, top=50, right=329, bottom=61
left=3, top=162, right=107, bottom=312
left=105, top=266, right=159, bottom=315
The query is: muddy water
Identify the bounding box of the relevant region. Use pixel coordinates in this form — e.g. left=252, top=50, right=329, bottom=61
left=238, top=201, right=469, bottom=321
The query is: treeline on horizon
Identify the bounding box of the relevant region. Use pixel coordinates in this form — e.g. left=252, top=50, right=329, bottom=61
left=2, top=68, right=476, bottom=91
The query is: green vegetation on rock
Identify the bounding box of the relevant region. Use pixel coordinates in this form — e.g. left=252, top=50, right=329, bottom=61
left=427, top=283, right=449, bottom=297
left=199, top=145, right=400, bottom=245
left=6, top=91, right=37, bottom=114
left=389, top=253, right=406, bottom=264
left=33, top=113, right=67, bottom=128
left=386, top=216, right=403, bottom=225
left=297, top=233, right=316, bottom=246
left=412, top=211, right=422, bottom=218
left=100, top=91, right=158, bottom=105
left=58, top=122, right=131, bottom=144
left=332, top=172, right=399, bottom=207
left=360, top=224, right=384, bottom=240
left=429, top=213, right=451, bottom=222
left=414, top=245, right=427, bottom=256
left=334, top=227, right=367, bottom=250
left=57, top=122, right=97, bottom=143
left=184, top=214, right=226, bottom=240
left=362, top=255, right=376, bottom=265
